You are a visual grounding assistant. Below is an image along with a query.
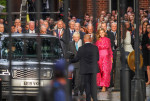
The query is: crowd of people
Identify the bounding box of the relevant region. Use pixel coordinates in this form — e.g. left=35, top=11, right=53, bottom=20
left=0, top=6, right=150, bottom=101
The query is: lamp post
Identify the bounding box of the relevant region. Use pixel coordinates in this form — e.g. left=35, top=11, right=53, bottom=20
left=120, top=0, right=131, bottom=101
left=131, top=0, right=145, bottom=101
left=113, top=0, right=120, bottom=91
left=63, top=0, right=70, bottom=101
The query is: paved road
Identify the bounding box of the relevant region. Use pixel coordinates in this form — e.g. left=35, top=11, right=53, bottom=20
left=5, top=85, right=150, bottom=101
left=74, top=85, right=150, bottom=101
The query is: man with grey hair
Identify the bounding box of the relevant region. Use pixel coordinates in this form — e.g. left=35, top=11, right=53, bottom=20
left=68, top=20, right=75, bottom=41
left=40, top=25, right=47, bottom=34
left=74, top=22, right=85, bottom=40
left=69, top=32, right=83, bottom=96
left=87, top=24, right=95, bottom=43
left=43, top=20, right=51, bottom=34
left=110, top=22, right=118, bottom=88
left=53, top=20, right=68, bottom=53
left=101, top=22, right=115, bottom=49
left=23, top=21, right=36, bottom=33
left=14, top=19, right=22, bottom=33
left=111, top=22, right=117, bottom=49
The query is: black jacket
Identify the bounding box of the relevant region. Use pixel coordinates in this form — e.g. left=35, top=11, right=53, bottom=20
left=107, top=31, right=115, bottom=49
left=71, top=43, right=99, bottom=74
left=69, top=40, right=83, bottom=69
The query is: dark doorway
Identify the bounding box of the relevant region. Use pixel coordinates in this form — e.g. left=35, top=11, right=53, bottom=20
left=112, top=0, right=134, bottom=11
left=70, top=0, right=87, bottom=19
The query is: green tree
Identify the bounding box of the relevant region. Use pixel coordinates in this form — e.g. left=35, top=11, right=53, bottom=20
left=0, top=0, right=7, bottom=18
left=0, top=0, right=6, bottom=12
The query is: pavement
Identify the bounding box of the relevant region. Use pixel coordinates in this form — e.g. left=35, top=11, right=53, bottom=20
left=74, top=85, right=150, bottom=101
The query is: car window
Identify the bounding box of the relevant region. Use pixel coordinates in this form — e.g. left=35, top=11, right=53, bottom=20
left=1, top=37, right=63, bottom=60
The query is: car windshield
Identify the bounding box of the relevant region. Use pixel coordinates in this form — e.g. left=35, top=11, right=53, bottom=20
left=1, top=36, right=63, bottom=60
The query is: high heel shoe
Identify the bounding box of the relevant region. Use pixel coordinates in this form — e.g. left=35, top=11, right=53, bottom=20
left=101, top=87, right=106, bottom=92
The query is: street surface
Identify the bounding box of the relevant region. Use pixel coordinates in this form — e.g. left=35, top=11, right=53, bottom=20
left=74, top=85, right=150, bottom=101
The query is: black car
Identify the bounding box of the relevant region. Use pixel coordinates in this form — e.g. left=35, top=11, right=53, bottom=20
left=0, top=34, right=64, bottom=99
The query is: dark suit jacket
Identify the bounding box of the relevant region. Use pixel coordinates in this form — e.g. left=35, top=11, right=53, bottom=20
left=67, top=28, right=74, bottom=41
left=54, top=29, right=69, bottom=43
left=69, top=40, right=83, bottom=69
left=107, top=31, right=115, bottom=49
left=79, top=31, right=85, bottom=40
left=54, top=29, right=69, bottom=55
left=71, top=43, right=99, bottom=75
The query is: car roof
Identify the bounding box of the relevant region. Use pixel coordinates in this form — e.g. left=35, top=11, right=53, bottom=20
left=1, top=33, right=58, bottom=38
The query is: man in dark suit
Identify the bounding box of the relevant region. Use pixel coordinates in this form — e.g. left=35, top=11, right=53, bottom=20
left=101, top=22, right=115, bottom=49
left=87, top=24, right=96, bottom=43
left=74, top=23, right=85, bottom=40
left=23, top=21, right=37, bottom=34
left=53, top=20, right=69, bottom=54
left=70, top=34, right=99, bottom=101
left=110, top=22, right=118, bottom=87
left=43, top=20, right=52, bottom=35
left=67, top=20, right=75, bottom=41
left=69, top=32, right=83, bottom=96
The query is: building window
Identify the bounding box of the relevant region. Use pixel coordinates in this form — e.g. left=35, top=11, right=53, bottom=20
left=111, top=0, right=134, bottom=11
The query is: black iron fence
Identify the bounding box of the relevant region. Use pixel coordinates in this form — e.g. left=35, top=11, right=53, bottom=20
left=0, top=0, right=148, bottom=101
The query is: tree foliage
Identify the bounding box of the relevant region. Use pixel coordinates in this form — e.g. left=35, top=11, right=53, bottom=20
left=0, top=0, right=6, bottom=18
left=0, top=0, right=6, bottom=12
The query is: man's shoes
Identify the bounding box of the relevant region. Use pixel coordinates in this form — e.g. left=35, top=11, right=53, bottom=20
left=73, top=93, right=78, bottom=96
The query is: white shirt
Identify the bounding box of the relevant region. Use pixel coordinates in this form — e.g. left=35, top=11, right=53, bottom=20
left=85, top=42, right=91, bottom=44
left=29, top=29, right=35, bottom=33
left=58, top=29, right=63, bottom=34
left=88, top=33, right=93, bottom=38
left=69, top=29, right=74, bottom=34
left=75, top=39, right=82, bottom=48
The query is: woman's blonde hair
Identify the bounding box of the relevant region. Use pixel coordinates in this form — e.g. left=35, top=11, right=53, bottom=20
left=96, top=28, right=107, bottom=41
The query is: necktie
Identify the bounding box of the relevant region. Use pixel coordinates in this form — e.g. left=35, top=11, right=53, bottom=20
left=59, top=30, right=61, bottom=38
left=75, top=42, right=78, bottom=51
left=72, top=30, right=74, bottom=37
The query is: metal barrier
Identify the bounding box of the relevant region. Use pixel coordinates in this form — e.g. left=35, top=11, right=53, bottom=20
left=0, top=0, right=147, bottom=101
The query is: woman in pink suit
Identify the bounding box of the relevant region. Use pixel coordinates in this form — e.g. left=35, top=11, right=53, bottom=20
left=95, top=28, right=113, bottom=92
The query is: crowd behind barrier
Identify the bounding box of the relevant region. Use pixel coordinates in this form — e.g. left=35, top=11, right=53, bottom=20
left=0, top=6, right=150, bottom=99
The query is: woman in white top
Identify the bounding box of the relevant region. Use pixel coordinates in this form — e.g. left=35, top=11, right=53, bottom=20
left=123, top=28, right=134, bottom=53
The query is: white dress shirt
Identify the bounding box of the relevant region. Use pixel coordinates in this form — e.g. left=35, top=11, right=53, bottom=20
left=29, top=29, right=35, bottom=33
left=75, top=39, right=82, bottom=50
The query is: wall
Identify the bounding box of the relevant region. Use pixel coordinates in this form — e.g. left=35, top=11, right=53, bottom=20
left=86, top=0, right=109, bottom=17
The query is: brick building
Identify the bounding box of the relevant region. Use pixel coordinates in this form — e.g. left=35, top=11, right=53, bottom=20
left=11, top=0, right=150, bottom=19
left=70, top=0, right=150, bottom=18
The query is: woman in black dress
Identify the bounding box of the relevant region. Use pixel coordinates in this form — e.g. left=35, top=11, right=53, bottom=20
left=142, top=24, right=150, bottom=85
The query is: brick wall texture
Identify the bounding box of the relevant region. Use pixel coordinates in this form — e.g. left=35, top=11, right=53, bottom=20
left=139, top=0, right=150, bottom=10
left=86, top=0, right=150, bottom=17
left=87, top=0, right=109, bottom=17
